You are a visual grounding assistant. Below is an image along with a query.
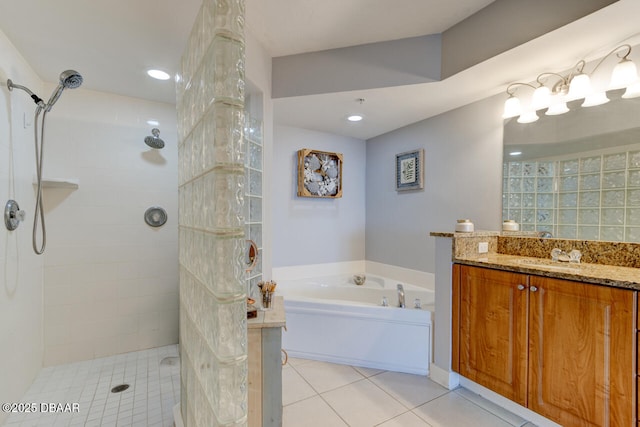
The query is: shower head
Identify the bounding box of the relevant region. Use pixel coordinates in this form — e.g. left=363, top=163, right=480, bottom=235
left=144, top=128, right=165, bottom=149
left=45, top=70, right=83, bottom=112
left=60, top=70, right=83, bottom=89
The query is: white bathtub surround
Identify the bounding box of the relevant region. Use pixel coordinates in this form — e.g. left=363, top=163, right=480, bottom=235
left=277, top=272, right=434, bottom=375
left=365, top=261, right=435, bottom=291
left=273, top=261, right=435, bottom=290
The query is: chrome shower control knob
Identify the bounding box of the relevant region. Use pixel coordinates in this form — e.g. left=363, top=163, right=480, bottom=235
left=4, top=200, right=24, bottom=231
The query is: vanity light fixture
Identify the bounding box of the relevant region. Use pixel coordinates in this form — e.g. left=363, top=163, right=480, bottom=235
left=509, top=151, right=522, bottom=156
left=503, top=44, right=640, bottom=123
left=147, top=69, right=171, bottom=80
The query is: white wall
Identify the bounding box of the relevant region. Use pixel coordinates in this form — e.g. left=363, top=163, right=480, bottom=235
left=40, top=87, right=179, bottom=365
left=0, top=29, right=45, bottom=425
left=272, top=126, right=366, bottom=267
left=366, top=95, right=505, bottom=273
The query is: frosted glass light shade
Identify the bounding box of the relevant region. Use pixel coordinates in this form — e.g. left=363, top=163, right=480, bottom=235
left=582, top=92, right=610, bottom=107
left=546, top=99, right=570, bottom=115
left=582, top=92, right=609, bottom=107
left=622, top=81, right=640, bottom=99
left=517, top=110, right=539, bottom=124
left=531, top=86, right=552, bottom=110
left=610, top=58, right=638, bottom=90
left=567, top=73, right=592, bottom=100
left=502, top=96, right=521, bottom=119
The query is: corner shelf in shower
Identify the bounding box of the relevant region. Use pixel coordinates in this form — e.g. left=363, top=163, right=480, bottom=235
left=32, top=176, right=79, bottom=189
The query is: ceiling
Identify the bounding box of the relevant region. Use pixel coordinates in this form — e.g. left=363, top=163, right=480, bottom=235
left=0, top=0, right=638, bottom=140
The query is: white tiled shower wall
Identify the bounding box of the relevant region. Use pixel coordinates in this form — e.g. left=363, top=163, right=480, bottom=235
left=40, top=86, right=179, bottom=366
left=0, top=27, right=46, bottom=426
left=1, top=24, right=179, bottom=424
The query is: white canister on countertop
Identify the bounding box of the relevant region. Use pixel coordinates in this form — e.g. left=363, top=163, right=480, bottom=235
left=455, top=219, right=474, bottom=232
left=502, top=220, right=520, bottom=231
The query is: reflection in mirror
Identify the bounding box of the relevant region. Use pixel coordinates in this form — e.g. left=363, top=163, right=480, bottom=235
left=245, top=239, right=258, bottom=272
left=503, top=92, right=640, bottom=242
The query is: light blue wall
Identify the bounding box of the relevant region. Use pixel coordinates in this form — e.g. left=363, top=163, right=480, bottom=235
left=272, top=125, right=366, bottom=267
left=271, top=94, right=505, bottom=272
left=365, top=95, right=505, bottom=272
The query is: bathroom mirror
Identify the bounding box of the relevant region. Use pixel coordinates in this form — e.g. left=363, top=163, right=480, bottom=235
left=502, top=91, right=640, bottom=242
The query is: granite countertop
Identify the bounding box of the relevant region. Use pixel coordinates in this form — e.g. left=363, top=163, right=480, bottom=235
left=248, top=296, right=286, bottom=329
left=455, top=253, right=640, bottom=291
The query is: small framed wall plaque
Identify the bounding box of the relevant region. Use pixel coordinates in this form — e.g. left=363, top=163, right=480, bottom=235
left=297, top=149, right=343, bottom=198
left=396, top=149, right=424, bottom=191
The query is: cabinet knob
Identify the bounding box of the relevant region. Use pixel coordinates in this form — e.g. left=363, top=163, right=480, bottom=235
left=517, top=284, right=526, bottom=291
left=530, top=286, right=538, bottom=292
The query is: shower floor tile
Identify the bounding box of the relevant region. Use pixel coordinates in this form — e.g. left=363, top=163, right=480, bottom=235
left=3, top=345, right=179, bottom=427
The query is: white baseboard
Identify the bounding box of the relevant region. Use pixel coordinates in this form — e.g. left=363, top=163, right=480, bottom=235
left=428, top=363, right=459, bottom=390
left=459, top=378, right=561, bottom=427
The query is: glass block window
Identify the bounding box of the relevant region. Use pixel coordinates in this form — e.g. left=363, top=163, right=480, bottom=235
left=244, top=114, right=263, bottom=299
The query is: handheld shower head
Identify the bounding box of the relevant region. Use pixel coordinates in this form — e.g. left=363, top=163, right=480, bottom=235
left=45, top=70, right=83, bottom=112
left=60, top=70, right=83, bottom=89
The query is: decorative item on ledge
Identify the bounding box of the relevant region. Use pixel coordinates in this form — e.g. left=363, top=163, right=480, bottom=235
left=396, top=149, right=424, bottom=191
left=297, top=148, right=343, bottom=198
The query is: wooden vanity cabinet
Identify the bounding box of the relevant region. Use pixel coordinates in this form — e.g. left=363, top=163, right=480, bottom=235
left=452, top=264, right=636, bottom=426
left=452, top=265, right=528, bottom=405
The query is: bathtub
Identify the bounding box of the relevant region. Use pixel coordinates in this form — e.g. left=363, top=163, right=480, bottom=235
left=276, top=274, right=433, bottom=375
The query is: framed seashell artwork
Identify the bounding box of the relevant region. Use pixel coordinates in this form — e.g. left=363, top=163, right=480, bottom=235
left=396, top=149, right=424, bottom=191
left=297, top=148, right=343, bottom=198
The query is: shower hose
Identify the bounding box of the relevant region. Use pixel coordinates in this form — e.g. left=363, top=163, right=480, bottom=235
left=32, top=105, right=47, bottom=255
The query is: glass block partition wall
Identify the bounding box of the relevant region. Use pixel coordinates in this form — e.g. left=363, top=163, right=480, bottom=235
left=176, top=1, right=248, bottom=426
left=503, top=148, right=640, bottom=242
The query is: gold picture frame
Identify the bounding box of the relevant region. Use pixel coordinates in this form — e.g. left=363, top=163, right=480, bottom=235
left=297, top=149, right=343, bottom=198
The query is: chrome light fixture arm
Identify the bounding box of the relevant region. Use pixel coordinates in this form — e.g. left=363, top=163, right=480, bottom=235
left=588, top=44, right=632, bottom=77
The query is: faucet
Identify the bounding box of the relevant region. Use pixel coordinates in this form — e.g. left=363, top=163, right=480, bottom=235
left=551, top=248, right=582, bottom=263
left=538, top=231, right=553, bottom=238
left=397, top=284, right=405, bottom=308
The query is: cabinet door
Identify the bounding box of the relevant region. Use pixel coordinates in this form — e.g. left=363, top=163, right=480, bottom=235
left=456, top=265, right=529, bottom=405
left=528, top=276, right=635, bottom=427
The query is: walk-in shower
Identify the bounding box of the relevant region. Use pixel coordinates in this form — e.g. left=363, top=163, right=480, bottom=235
left=6, top=70, right=83, bottom=254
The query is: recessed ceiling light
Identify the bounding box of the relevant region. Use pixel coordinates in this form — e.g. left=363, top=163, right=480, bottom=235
left=347, top=115, right=363, bottom=122
left=509, top=151, right=522, bottom=156
left=147, top=69, right=171, bottom=81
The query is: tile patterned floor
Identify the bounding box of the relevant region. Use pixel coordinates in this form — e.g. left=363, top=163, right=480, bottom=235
left=3, top=345, right=179, bottom=427
left=283, top=357, right=539, bottom=427
left=4, top=346, right=539, bottom=427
